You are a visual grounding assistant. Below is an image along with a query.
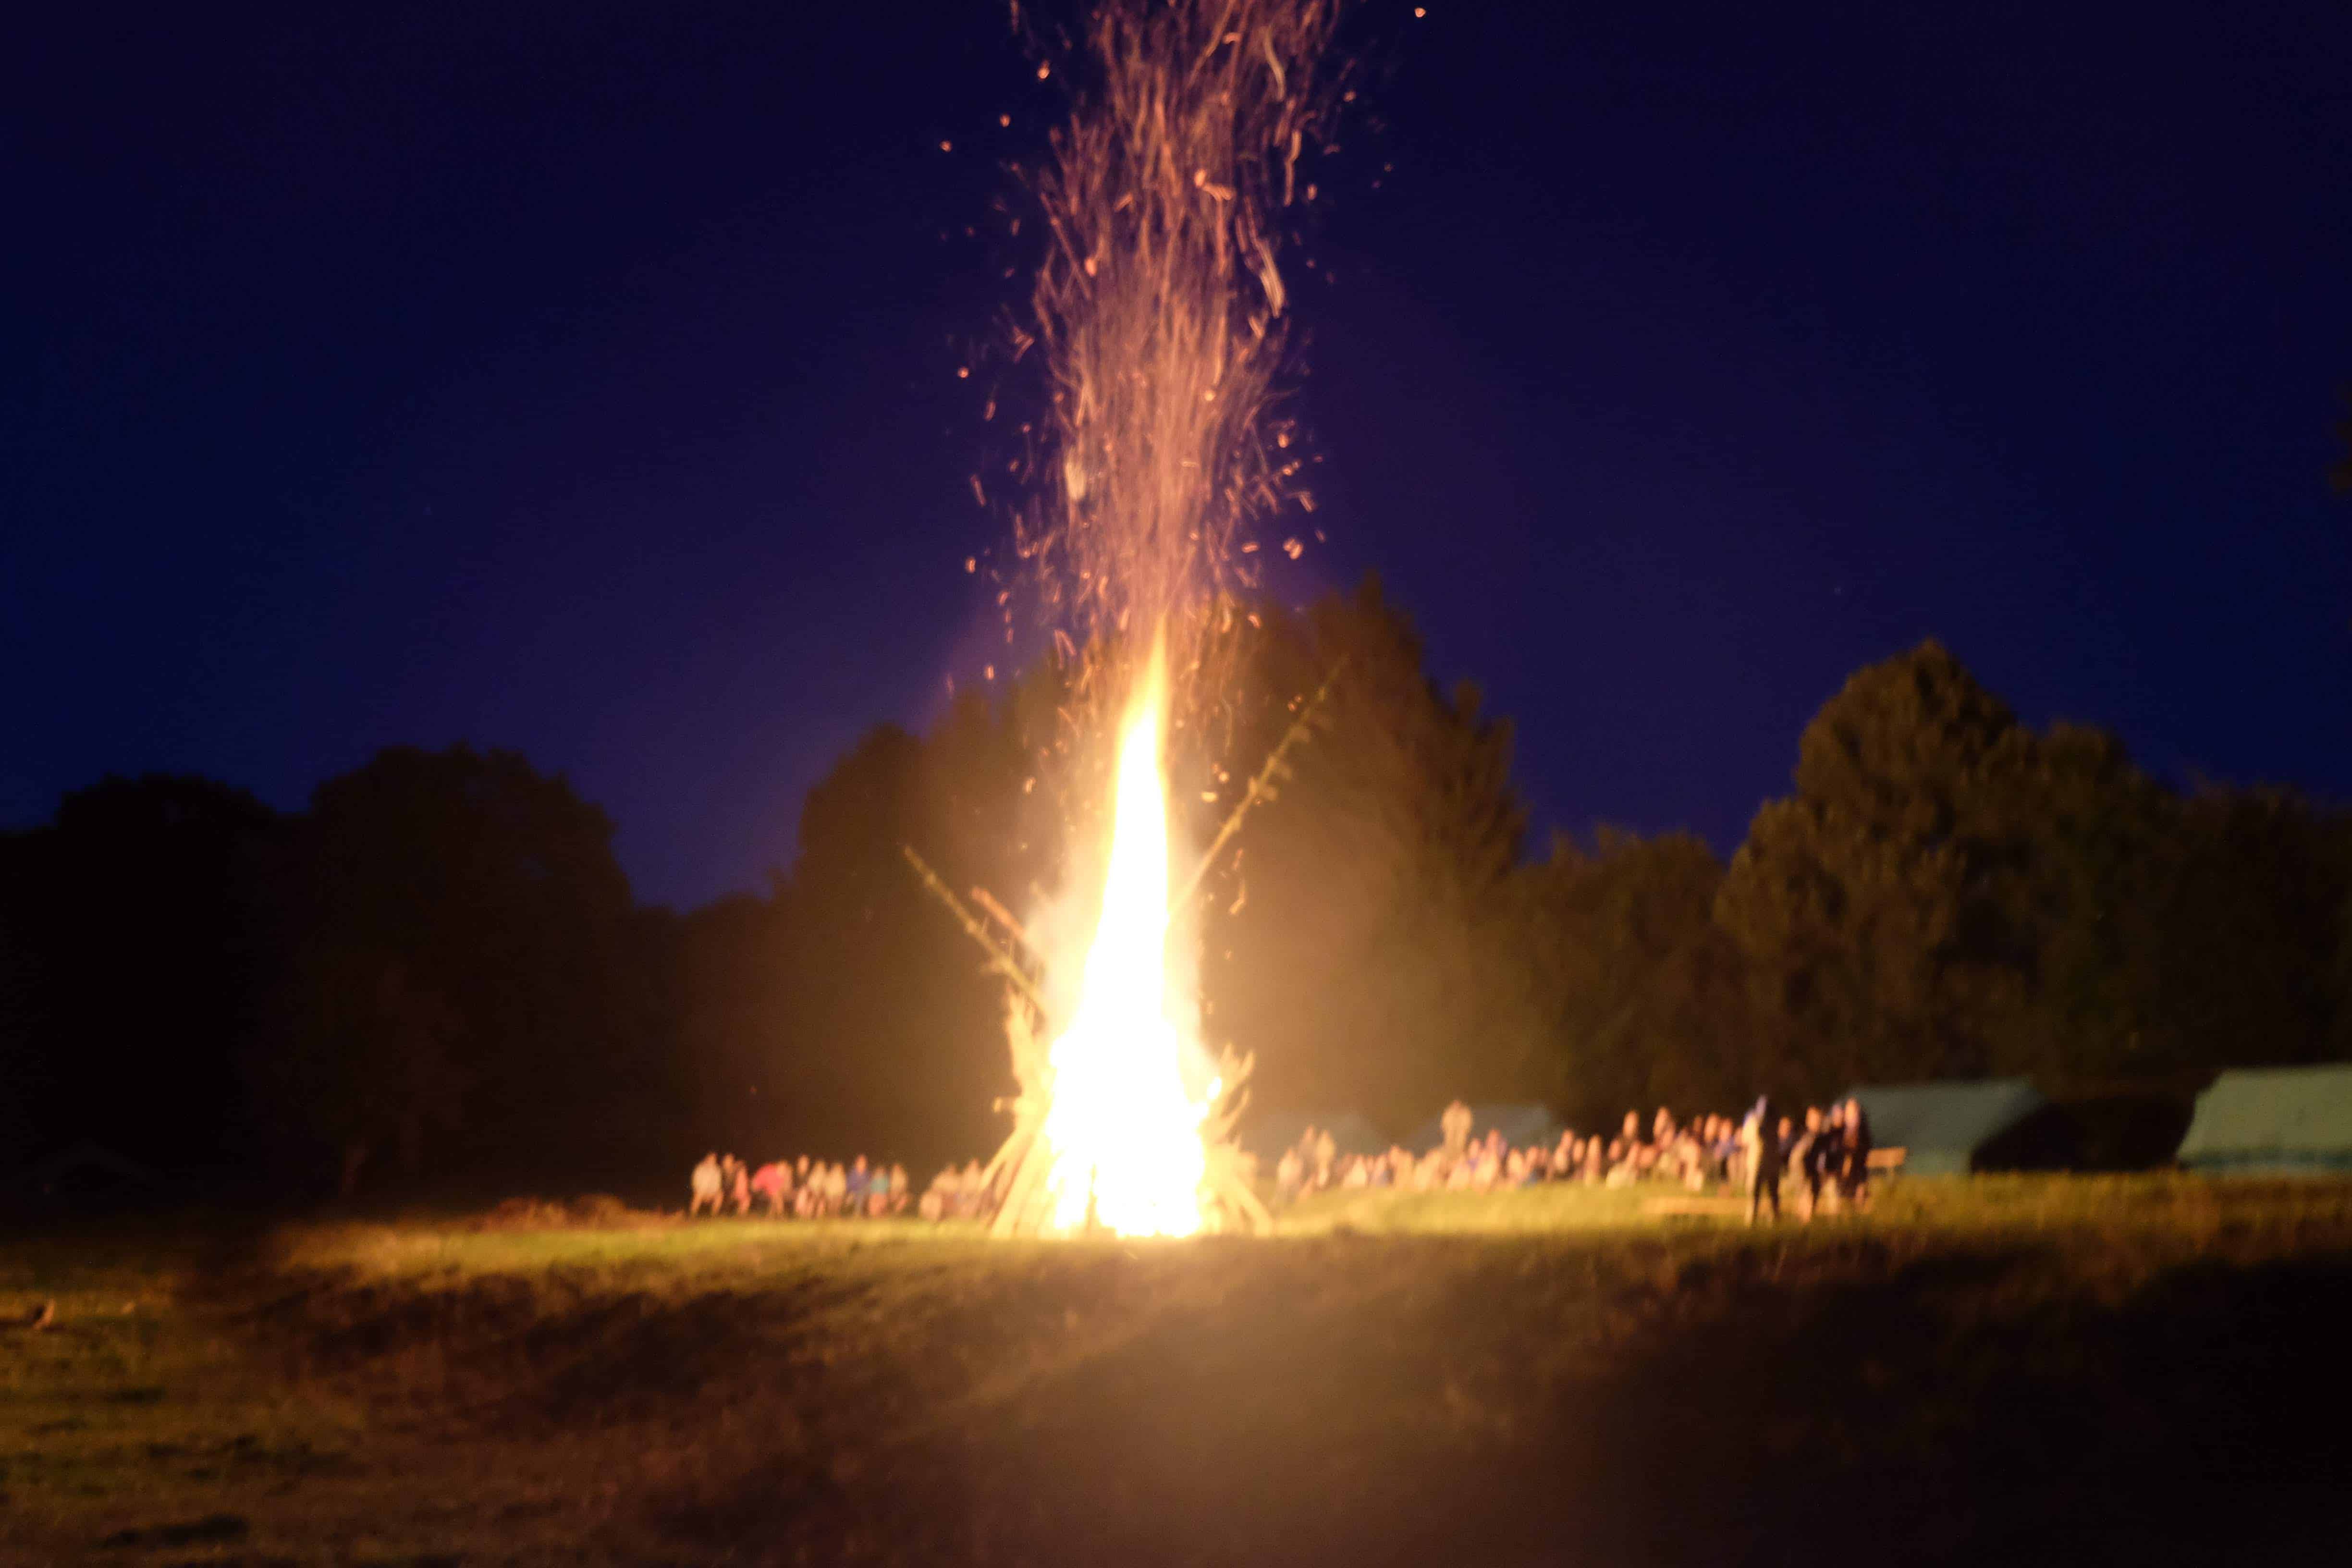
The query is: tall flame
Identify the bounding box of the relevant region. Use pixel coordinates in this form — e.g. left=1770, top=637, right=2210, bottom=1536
left=1036, top=637, right=1215, bottom=1237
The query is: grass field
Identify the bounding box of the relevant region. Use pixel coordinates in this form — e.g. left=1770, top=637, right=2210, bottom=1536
left=6, top=1176, right=2350, bottom=1566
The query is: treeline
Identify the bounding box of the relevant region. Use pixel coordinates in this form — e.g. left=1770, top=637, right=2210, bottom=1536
left=3, top=578, right=2348, bottom=1196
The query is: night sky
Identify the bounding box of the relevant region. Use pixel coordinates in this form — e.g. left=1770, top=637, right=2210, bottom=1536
left=7, top=2, right=2348, bottom=908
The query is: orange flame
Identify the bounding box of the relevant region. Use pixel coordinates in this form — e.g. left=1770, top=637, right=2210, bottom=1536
left=1036, top=637, right=1216, bottom=1236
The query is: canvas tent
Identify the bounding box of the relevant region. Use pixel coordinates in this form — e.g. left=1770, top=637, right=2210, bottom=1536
left=1240, top=1111, right=1391, bottom=1166
left=1406, top=1102, right=1565, bottom=1155
left=2175, top=1064, right=2352, bottom=1174
left=1842, top=1079, right=2051, bottom=1176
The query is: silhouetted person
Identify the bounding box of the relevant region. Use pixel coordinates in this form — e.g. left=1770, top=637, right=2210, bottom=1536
left=1741, top=1096, right=1783, bottom=1225
left=1839, top=1098, right=1874, bottom=1205
left=1791, top=1108, right=1826, bottom=1220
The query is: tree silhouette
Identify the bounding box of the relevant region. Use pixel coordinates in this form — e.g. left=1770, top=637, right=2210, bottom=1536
left=0, top=774, right=280, bottom=1164
left=243, top=745, right=673, bottom=1191
left=1526, top=829, right=1754, bottom=1124
left=11, top=597, right=2350, bottom=1197
left=1715, top=643, right=2029, bottom=1091
left=249, top=947, right=468, bottom=1195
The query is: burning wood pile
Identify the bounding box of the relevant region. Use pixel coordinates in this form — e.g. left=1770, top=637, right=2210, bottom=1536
left=907, top=654, right=1338, bottom=1237
left=902, top=0, right=1349, bottom=1237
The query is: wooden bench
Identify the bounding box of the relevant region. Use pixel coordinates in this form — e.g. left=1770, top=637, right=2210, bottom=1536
left=1866, top=1146, right=1908, bottom=1178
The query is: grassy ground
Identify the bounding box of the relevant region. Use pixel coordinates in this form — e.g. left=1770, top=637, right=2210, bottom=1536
left=5, top=1176, right=2350, bottom=1565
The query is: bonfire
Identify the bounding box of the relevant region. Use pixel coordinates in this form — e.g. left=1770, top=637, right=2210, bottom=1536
left=906, top=0, right=1348, bottom=1237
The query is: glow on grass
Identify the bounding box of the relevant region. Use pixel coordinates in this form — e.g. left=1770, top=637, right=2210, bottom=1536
left=1036, top=638, right=1215, bottom=1237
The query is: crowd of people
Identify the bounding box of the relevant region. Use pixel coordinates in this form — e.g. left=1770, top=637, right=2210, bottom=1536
left=687, top=1151, right=1004, bottom=1221
left=688, top=1151, right=916, bottom=1219
left=687, top=1096, right=1878, bottom=1227
left=1274, top=1096, right=1879, bottom=1224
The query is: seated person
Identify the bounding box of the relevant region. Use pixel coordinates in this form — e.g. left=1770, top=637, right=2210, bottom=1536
left=1275, top=1146, right=1304, bottom=1204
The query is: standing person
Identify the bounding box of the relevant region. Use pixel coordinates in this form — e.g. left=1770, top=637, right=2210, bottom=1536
left=1312, top=1127, right=1337, bottom=1191
left=1741, top=1096, right=1784, bottom=1225
left=1774, top=1115, right=1797, bottom=1209
left=1441, top=1100, right=1474, bottom=1163
left=1840, top=1098, right=1874, bottom=1207
left=1813, top=1103, right=1846, bottom=1216
left=1275, top=1145, right=1304, bottom=1206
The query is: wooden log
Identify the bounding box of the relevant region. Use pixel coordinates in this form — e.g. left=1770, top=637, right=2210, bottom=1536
left=989, top=1139, right=1054, bottom=1238
left=900, top=845, right=1051, bottom=1019
left=970, top=885, right=1039, bottom=956
left=1172, top=658, right=1346, bottom=910
left=1207, top=1153, right=1273, bottom=1233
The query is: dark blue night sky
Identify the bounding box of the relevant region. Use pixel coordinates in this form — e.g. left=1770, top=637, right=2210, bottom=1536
left=6, top=2, right=2348, bottom=908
